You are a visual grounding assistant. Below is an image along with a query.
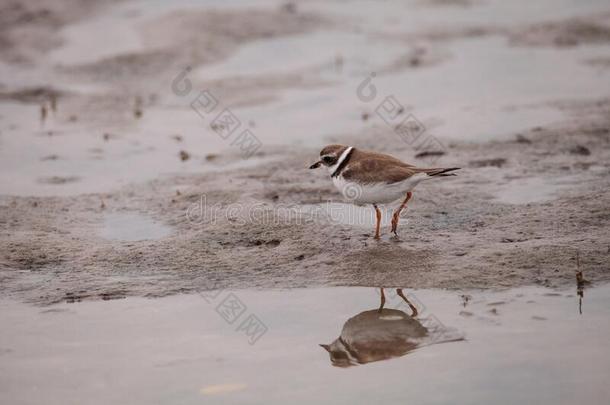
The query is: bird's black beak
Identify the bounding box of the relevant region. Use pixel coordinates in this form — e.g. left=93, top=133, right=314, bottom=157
left=309, top=161, right=322, bottom=169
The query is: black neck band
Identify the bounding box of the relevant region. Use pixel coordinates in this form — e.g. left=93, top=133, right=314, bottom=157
left=331, top=148, right=354, bottom=178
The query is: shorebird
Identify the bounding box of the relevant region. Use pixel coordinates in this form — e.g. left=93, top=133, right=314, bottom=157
left=320, top=307, right=427, bottom=367
left=310, top=144, right=459, bottom=239
left=320, top=288, right=463, bottom=367
left=319, top=288, right=424, bottom=367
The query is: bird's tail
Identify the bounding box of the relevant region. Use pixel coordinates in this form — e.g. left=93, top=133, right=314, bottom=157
left=422, top=167, right=460, bottom=177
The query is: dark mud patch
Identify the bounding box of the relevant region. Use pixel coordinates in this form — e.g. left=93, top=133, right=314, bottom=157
left=40, top=154, right=60, bottom=161
left=1, top=248, right=65, bottom=273
left=36, top=176, right=80, bottom=185
left=510, top=17, right=610, bottom=47
left=0, top=0, right=121, bottom=63
left=469, top=158, right=507, bottom=168
left=64, top=289, right=127, bottom=303
left=0, top=86, right=64, bottom=103
left=378, top=47, right=450, bottom=74
left=60, top=7, right=329, bottom=82
left=586, top=56, right=610, bottom=69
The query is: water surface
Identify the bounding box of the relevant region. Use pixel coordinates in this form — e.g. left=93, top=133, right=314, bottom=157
left=1, top=284, right=608, bottom=404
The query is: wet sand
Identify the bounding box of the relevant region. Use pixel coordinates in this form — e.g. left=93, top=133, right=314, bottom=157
left=2, top=104, right=609, bottom=304
left=1, top=0, right=610, bottom=305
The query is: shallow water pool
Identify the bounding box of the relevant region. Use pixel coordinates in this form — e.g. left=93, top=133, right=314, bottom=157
left=0, top=284, right=608, bottom=404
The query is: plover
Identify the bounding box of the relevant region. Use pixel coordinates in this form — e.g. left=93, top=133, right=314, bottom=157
left=320, top=288, right=425, bottom=367
left=310, top=144, right=459, bottom=239
left=320, top=288, right=464, bottom=367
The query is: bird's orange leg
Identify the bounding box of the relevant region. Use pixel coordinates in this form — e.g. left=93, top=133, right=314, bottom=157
left=396, top=288, right=418, bottom=317
left=391, top=191, right=413, bottom=236
left=373, top=204, right=381, bottom=239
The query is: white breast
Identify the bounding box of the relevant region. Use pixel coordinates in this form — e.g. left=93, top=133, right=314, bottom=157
left=332, top=173, right=429, bottom=205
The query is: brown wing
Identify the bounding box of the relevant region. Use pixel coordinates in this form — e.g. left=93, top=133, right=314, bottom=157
left=341, top=149, right=419, bottom=184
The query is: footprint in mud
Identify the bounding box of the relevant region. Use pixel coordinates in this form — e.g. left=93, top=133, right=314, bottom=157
left=40, top=308, right=71, bottom=314
left=64, top=290, right=127, bottom=303
left=100, top=291, right=127, bottom=301
left=249, top=239, right=281, bottom=247
left=469, top=158, right=507, bottom=168
left=64, top=292, right=88, bottom=303
left=37, top=176, right=80, bottom=185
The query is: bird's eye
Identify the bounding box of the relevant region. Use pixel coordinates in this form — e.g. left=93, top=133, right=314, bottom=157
left=322, top=156, right=334, bottom=164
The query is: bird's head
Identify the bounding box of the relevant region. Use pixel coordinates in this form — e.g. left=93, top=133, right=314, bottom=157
left=319, top=339, right=357, bottom=367
left=309, top=144, right=350, bottom=171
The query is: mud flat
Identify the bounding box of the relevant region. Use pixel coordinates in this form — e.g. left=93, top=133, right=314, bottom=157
left=0, top=0, right=609, bottom=304
left=1, top=96, right=609, bottom=304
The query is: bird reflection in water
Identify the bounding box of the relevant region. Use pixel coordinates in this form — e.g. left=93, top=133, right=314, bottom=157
left=575, top=251, right=590, bottom=315
left=320, top=288, right=458, bottom=367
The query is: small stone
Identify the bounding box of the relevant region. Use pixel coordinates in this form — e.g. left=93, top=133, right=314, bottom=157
left=179, top=150, right=190, bottom=161
left=569, top=145, right=590, bottom=156
left=515, top=134, right=532, bottom=144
